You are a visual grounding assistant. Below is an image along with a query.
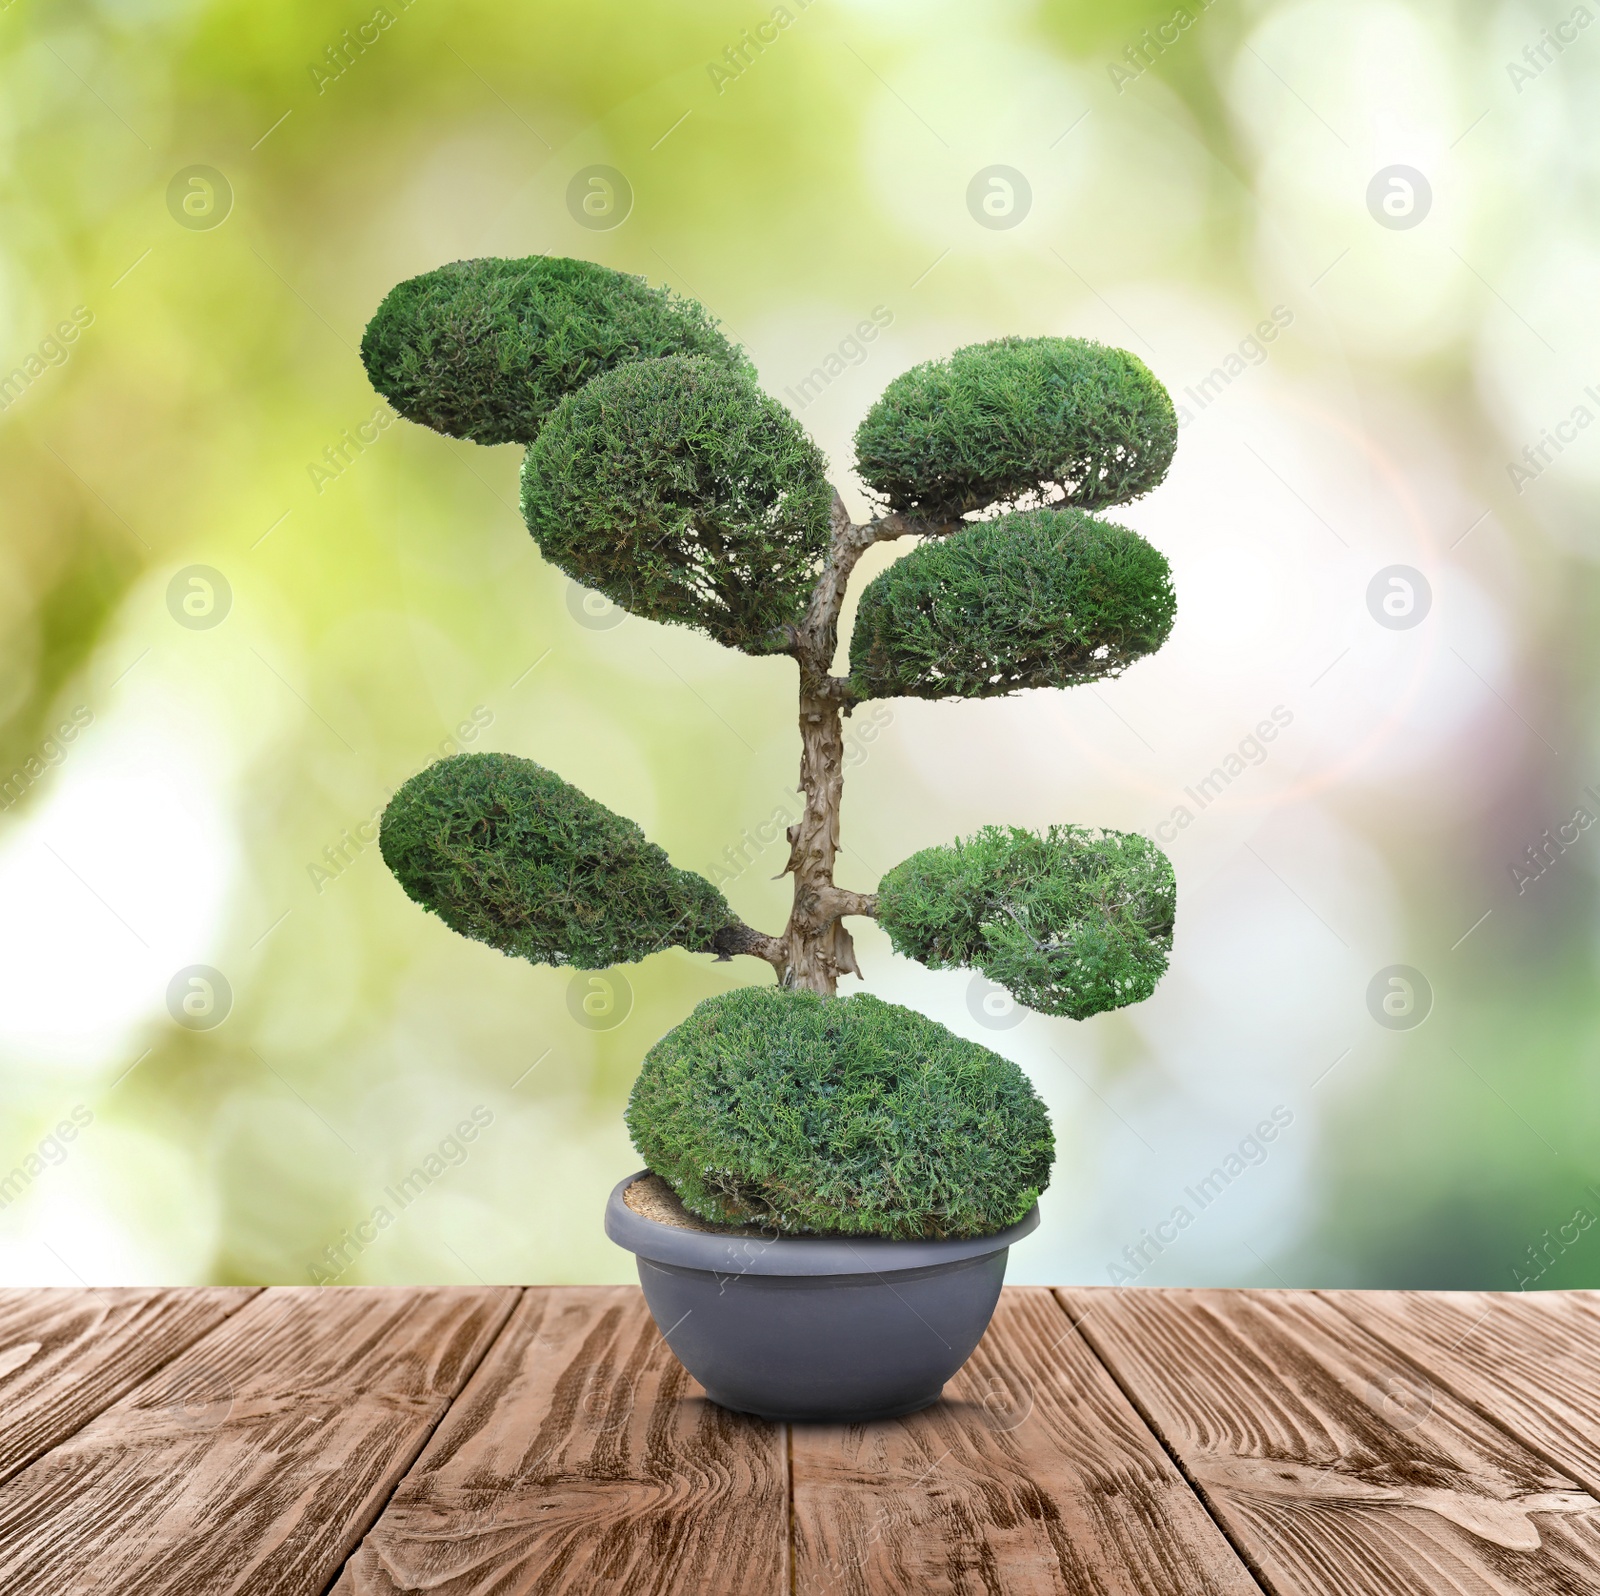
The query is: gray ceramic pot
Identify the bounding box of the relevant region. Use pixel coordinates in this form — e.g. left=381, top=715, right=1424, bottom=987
left=604, top=1170, right=1038, bottom=1422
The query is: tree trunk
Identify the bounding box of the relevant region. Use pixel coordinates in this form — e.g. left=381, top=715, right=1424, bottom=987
left=781, top=674, right=859, bottom=994
left=720, top=497, right=950, bottom=993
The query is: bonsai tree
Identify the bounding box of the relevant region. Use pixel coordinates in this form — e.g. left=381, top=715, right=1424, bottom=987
left=364, top=256, right=1179, bottom=1239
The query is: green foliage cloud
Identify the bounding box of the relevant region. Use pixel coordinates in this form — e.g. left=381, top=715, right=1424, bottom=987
left=876, top=825, right=1176, bottom=1020
left=361, top=256, right=744, bottom=446
left=521, top=354, right=834, bottom=655
left=626, top=987, right=1054, bottom=1238
left=379, top=752, right=732, bottom=969
left=849, top=507, right=1175, bottom=702
left=854, top=335, right=1177, bottom=520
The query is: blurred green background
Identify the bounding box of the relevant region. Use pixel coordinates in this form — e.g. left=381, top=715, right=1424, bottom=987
left=2, top=0, right=1596, bottom=1290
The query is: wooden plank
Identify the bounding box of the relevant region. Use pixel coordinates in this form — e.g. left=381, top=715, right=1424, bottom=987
left=1323, top=1290, right=1600, bottom=1501
left=0, top=1285, right=517, bottom=1595
left=1062, top=1287, right=1600, bottom=1596
left=0, top=1287, right=256, bottom=1486
left=790, top=1287, right=1264, bottom=1595
left=332, top=1285, right=788, bottom=1596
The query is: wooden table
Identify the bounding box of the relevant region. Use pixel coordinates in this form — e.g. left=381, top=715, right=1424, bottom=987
left=2, top=1286, right=1599, bottom=1593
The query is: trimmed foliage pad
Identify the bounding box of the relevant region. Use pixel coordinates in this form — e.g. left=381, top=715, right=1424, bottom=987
left=855, top=335, right=1177, bottom=520
left=522, top=354, right=834, bottom=654
left=361, top=256, right=743, bottom=446
left=849, top=507, right=1175, bottom=702
left=380, top=752, right=731, bottom=968
left=627, top=987, right=1054, bottom=1238
left=876, top=825, right=1176, bottom=1020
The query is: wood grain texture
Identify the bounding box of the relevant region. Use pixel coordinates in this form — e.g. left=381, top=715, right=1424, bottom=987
left=0, top=1285, right=517, bottom=1596
left=790, top=1287, right=1263, bottom=1596
left=1324, top=1291, right=1600, bottom=1502
left=332, top=1285, right=789, bottom=1596
left=1062, top=1287, right=1600, bottom=1596
left=0, top=1287, right=256, bottom=1487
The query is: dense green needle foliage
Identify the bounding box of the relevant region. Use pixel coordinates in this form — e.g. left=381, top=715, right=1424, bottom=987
left=626, top=987, right=1054, bottom=1237
left=849, top=508, right=1175, bottom=702
left=854, top=336, right=1177, bottom=520
left=379, top=752, right=732, bottom=968
left=877, top=826, right=1176, bottom=1020
left=521, top=354, right=834, bottom=654
left=361, top=256, right=744, bottom=445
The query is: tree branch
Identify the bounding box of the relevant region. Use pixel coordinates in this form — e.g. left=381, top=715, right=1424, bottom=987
left=867, top=507, right=966, bottom=543
left=822, top=888, right=879, bottom=920
left=712, top=921, right=788, bottom=972
left=791, top=494, right=963, bottom=679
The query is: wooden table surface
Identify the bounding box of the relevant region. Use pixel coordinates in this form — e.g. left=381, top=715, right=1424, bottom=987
left=2, top=1286, right=1599, bottom=1593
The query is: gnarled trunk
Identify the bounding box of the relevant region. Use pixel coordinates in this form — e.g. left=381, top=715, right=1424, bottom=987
left=718, top=497, right=950, bottom=993
left=781, top=675, right=860, bottom=994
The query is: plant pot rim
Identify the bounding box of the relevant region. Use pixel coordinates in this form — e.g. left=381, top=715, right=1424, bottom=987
left=604, top=1169, right=1039, bottom=1278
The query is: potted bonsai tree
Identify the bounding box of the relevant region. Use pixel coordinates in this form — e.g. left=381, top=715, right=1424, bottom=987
left=362, top=256, right=1179, bottom=1420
